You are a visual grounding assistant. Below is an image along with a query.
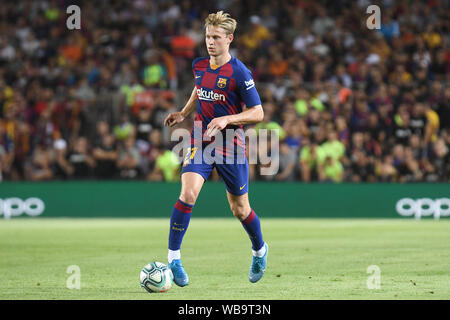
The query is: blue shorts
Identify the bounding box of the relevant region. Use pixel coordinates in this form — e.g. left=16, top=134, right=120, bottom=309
left=181, top=146, right=249, bottom=196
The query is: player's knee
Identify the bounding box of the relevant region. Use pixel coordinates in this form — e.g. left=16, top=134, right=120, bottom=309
left=231, top=204, right=250, bottom=221
left=179, top=190, right=198, bottom=205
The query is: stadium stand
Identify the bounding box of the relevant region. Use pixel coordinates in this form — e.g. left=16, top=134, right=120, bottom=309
left=0, top=0, right=448, bottom=182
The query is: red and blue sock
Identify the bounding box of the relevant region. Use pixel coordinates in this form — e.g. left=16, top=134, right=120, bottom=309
left=168, top=199, right=193, bottom=255
left=241, top=209, right=265, bottom=253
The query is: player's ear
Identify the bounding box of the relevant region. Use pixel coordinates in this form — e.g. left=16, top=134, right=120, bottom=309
left=228, top=33, right=233, bottom=44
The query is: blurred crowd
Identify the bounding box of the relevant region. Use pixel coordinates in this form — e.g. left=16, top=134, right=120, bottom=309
left=0, top=0, right=449, bottom=182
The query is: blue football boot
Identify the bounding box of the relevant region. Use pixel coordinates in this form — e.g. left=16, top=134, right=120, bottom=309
left=249, top=243, right=268, bottom=283
left=168, top=259, right=189, bottom=287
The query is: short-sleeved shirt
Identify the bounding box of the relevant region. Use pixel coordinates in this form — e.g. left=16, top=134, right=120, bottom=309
left=324, top=160, right=344, bottom=182
left=191, top=56, right=261, bottom=155
left=318, top=140, right=345, bottom=163
left=156, top=150, right=180, bottom=182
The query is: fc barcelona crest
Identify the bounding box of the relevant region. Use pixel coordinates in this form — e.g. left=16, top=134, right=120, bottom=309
left=217, top=77, right=227, bottom=88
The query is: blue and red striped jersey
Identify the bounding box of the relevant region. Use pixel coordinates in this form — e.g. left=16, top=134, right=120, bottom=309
left=191, top=55, right=261, bottom=151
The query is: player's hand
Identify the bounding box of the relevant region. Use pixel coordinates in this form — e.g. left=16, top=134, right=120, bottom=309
left=164, top=112, right=185, bottom=127
left=205, top=116, right=229, bottom=137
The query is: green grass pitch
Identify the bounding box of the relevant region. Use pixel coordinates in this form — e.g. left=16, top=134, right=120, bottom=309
left=0, top=218, right=449, bottom=299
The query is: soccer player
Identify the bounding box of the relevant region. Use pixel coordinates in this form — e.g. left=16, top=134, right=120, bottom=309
left=163, top=11, right=268, bottom=286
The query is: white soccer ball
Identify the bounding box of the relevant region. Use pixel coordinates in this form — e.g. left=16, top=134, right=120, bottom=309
left=139, top=261, right=173, bottom=293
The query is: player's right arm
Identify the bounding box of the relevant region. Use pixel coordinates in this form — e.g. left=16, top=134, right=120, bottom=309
left=164, top=86, right=197, bottom=127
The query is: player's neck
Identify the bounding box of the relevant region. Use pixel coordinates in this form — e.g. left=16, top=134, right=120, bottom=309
left=209, top=52, right=232, bottom=69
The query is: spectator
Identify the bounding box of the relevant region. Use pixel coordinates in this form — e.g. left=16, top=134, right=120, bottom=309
left=393, top=110, right=412, bottom=146
left=319, top=155, right=344, bottom=183
left=311, top=6, right=334, bottom=37
left=254, top=102, right=286, bottom=141
left=427, top=138, right=449, bottom=181
left=268, top=50, right=289, bottom=78
left=424, top=105, right=440, bottom=145
left=378, top=10, right=400, bottom=42
left=409, top=103, right=428, bottom=137
left=350, top=150, right=375, bottom=182
left=319, top=130, right=346, bottom=163
left=299, top=139, right=320, bottom=182
left=114, top=113, right=134, bottom=142
left=93, top=134, right=118, bottom=179
left=283, top=119, right=303, bottom=152
left=117, top=136, right=141, bottom=179
left=376, top=155, right=397, bottom=182
left=240, top=15, right=272, bottom=51
left=293, top=27, right=315, bottom=53
left=94, top=120, right=111, bottom=147
left=142, top=51, right=167, bottom=88
left=403, top=147, right=424, bottom=182
left=275, top=141, right=297, bottom=181
left=24, top=145, right=53, bottom=181
left=59, top=137, right=96, bottom=179
left=134, top=108, right=154, bottom=148
left=294, top=88, right=325, bottom=116
left=170, top=26, right=196, bottom=59
left=147, top=149, right=180, bottom=182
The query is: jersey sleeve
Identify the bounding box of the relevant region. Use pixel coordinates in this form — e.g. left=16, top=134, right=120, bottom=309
left=235, top=66, right=261, bottom=108
left=192, top=57, right=200, bottom=77
left=191, top=57, right=206, bottom=78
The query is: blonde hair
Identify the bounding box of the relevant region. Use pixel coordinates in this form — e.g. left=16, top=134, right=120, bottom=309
left=204, top=11, right=237, bottom=35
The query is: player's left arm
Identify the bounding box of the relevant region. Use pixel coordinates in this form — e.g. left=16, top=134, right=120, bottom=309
left=224, top=104, right=264, bottom=125
left=206, top=105, right=263, bottom=137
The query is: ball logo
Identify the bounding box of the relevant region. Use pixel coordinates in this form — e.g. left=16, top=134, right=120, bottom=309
left=0, top=197, right=45, bottom=219
left=396, top=198, right=450, bottom=219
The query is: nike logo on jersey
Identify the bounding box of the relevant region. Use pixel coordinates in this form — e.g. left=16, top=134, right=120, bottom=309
left=240, top=184, right=247, bottom=190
